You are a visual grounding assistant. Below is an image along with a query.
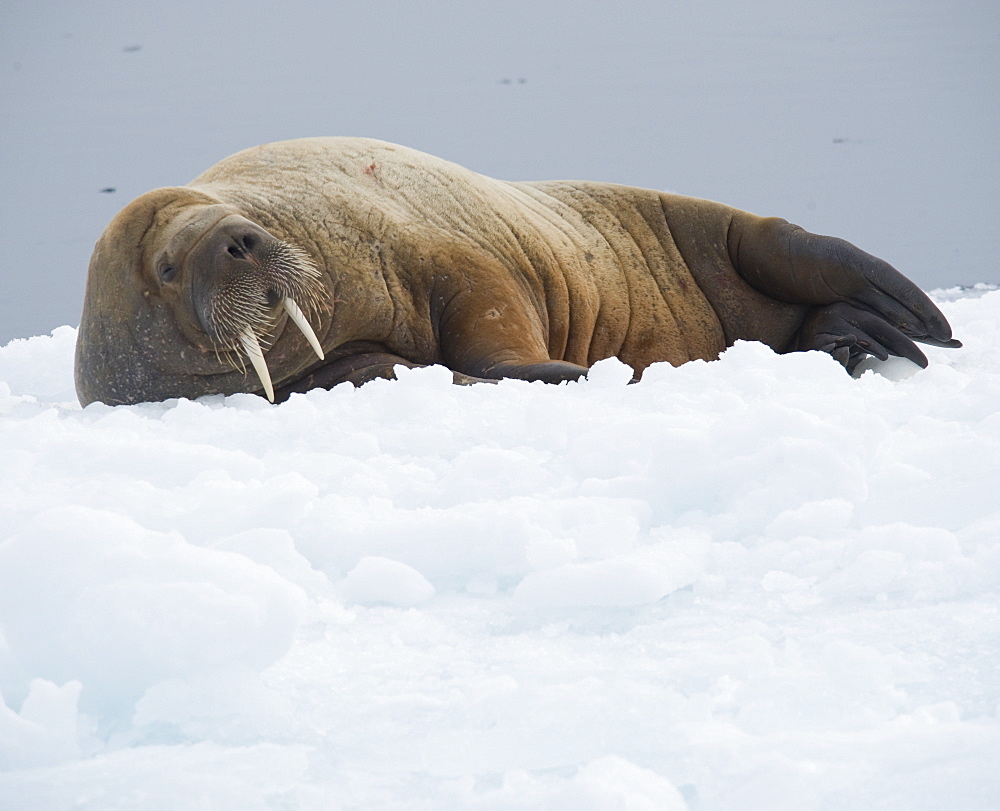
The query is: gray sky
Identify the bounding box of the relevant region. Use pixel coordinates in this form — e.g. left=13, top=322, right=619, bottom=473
left=2, top=0, right=997, bottom=343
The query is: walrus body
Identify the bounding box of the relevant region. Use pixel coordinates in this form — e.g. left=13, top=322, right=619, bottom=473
left=75, top=137, right=958, bottom=406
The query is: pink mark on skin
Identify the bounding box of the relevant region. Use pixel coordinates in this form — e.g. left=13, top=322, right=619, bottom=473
left=362, top=161, right=385, bottom=187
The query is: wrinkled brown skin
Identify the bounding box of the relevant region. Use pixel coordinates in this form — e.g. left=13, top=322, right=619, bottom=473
left=75, top=137, right=960, bottom=406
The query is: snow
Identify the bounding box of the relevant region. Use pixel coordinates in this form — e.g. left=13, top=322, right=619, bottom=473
left=0, top=290, right=998, bottom=808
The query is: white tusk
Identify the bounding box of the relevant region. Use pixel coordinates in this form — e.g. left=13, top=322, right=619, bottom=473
left=283, top=298, right=325, bottom=360
left=239, top=328, right=275, bottom=403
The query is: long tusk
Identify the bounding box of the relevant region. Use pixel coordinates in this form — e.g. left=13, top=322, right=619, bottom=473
left=239, top=328, right=275, bottom=403
left=283, top=298, right=325, bottom=360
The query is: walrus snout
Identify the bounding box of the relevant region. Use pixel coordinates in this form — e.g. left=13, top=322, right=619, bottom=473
left=186, top=215, right=328, bottom=401
left=217, top=230, right=286, bottom=307
left=188, top=217, right=275, bottom=295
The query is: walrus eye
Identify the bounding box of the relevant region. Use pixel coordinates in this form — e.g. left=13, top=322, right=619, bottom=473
left=160, top=265, right=178, bottom=284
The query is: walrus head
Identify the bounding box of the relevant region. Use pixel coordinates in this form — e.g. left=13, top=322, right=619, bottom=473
left=75, top=187, right=329, bottom=406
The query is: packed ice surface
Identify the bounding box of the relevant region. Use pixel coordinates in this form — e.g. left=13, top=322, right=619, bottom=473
left=0, top=289, right=997, bottom=808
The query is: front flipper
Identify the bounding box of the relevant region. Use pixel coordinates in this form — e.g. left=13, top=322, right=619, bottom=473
left=480, top=359, right=591, bottom=384
left=272, top=342, right=492, bottom=402
left=728, top=214, right=961, bottom=359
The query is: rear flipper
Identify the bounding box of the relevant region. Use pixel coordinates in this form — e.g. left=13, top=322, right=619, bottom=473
left=728, top=213, right=961, bottom=367
left=792, top=301, right=960, bottom=374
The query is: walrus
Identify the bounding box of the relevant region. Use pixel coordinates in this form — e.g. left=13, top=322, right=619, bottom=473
left=75, top=137, right=960, bottom=406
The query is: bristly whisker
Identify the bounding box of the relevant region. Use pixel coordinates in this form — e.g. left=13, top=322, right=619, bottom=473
left=198, top=236, right=328, bottom=399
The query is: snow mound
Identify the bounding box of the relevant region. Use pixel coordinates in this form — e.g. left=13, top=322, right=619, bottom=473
left=0, top=291, right=998, bottom=808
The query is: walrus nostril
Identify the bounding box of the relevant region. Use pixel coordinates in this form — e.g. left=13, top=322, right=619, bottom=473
left=226, top=233, right=258, bottom=260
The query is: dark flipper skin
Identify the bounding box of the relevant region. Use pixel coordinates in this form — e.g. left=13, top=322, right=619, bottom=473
left=794, top=302, right=933, bottom=374
left=272, top=342, right=496, bottom=402
left=727, top=214, right=961, bottom=371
